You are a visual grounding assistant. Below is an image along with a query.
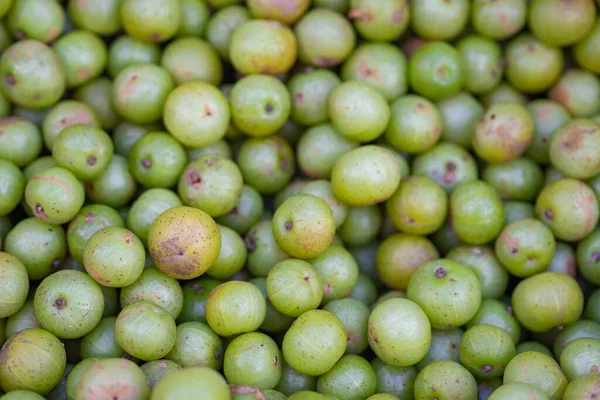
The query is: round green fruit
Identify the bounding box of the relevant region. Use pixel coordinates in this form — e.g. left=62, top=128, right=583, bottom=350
left=224, top=332, right=282, bottom=389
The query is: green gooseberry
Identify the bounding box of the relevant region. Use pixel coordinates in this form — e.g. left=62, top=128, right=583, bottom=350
left=224, top=332, right=282, bottom=389
left=152, top=367, right=230, bottom=400
left=177, top=277, right=222, bottom=324
left=53, top=30, right=108, bottom=89
left=75, top=357, right=151, bottom=399
left=466, top=299, right=522, bottom=345
left=126, top=188, right=183, bottom=246
left=245, top=219, right=290, bottom=277
left=0, top=116, right=42, bottom=167
left=250, top=277, right=295, bottom=334
left=84, top=154, right=137, bottom=209
left=413, top=360, right=477, bottom=400
left=459, top=324, right=516, bottom=378
left=0, top=252, right=29, bottom=319
left=165, top=321, right=223, bottom=370
left=0, top=159, right=25, bottom=217
left=323, top=298, right=370, bottom=355
left=309, top=245, right=359, bottom=303
left=416, top=328, right=463, bottom=371
left=503, top=351, right=568, bottom=400
left=80, top=317, right=124, bottom=359
left=42, top=100, right=101, bottom=153
left=205, top=225, right=247, bottom=280
left=317, top=354, right=377, bottom=400
left=140, top=359, right=182, bottom=389
left=121, top=0, right=181, bottom=43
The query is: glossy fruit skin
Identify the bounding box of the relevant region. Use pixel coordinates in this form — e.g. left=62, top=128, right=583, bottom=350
left=550, top=69, right=600, bottom=118
left=450, top=180, right=504, bottom=245
left=473, top=103, right=534, bottom=164
left=371, top=359, right=417, bottom=400
left=205, top=281, right=266, bottom=337
left=230, top=75, right=291, bottom=138
left=237, top=135, right=295, bottom=195
left=85, top=154, right=137, bottom=210
left=178, top=154, right=244, bottom=218
left=409, top=41, right=465, bottom=101
left=331, top=145, right=401, bottom=207
left=178, top=277, right=222, bottom=325
left=6, top=0, right=64, bottom=43
left=115, top=301, right=176, bottom=361
left=488, top=383, right=549, bottom=400
left=4, top=217, right=66, bottom=280
left=161, top=37, right=222, bottom=86
left=206, top=225, right=247, bottom=280
left=413, top=360, right=477, bottom=400
left=229, top=20, right=297, bottom=75
left=535, top=178, right=599, bottom=242
left=376, top=233, right=439, bottom=291
left=457, top=35, right=503, bottom=95
left=120, top=267, right=183, bottom=320
left=121, top=0, right=181, bottom=43
left=224, top=332, right=282, bottom=389
left=324, top=298, right=370, bottom=355
left=416, top=328, right=462, bottom=370
left=54, top=30, right=108, bottom=89
left=245, top=219, right=290, bottom=277
left=25, top=167, right=85, bottom=225
left=512, top=272, right=584, bottom=333
left=52, top=124, right=114, bottom=181
left=301, top=179, right=348, bottom=229
left=317, top=354, right=377, bottom=400
left=495, top=218, right=556, bottom=277
left=525, top=100, right=571, bottom=165
left=288, top=70, right=341, bottom=127
left=272, top=194, right=336, bottom=259
left=294, top=8, right=356, bottom=68
left=410, top=0, right=468, bottom=40
left=68, top=0, right=122, bottom=35
left=148, top=206, right=221, bottom=280
left=0, top=116, right=42, bottom=167
left=549, top=119, right=600, bottom=179
left=42, top=100, right=101, bottom=152
left=140, top=359, right=182, bottom=388
left=0, top=252, right=29, bottom=318
left=206, top=5, right=250, bottom=61
left=107, top=35, right=161, bottom=78
left=249, top=277, right=294, bottom=334
left=152, top=367, right=230, bottom=400
left=559, top=338, right=600, bottom=381
left=112, top=64, right=174, bottom=125
left=0, top=160, right=24, bottom=217
left=266, top=259, right=323, bottom=318
left=80, top=316, right=124, bottom=359
left=368, top=298, right=431, bottom=367
left=483, top=158, right=544, bottom=202
left=563, top=374, right=600, bottom=400
left=75, top=357, right=151, bottom=399
left=309, top=245, right=359, bottom=303
left=574, top=19, right=600, bottom=74
left=437, top=92, right=484, bottom=149
left=459, top=325, right=516, bottom=378
left=73, top=77, right=120, bottom=131
left=528, top=0, right=597, bottom=47
left=0, top=328, right=66, bottom=395
left=165, top=321, right=223, bottom=370
left=471, top=0, right=527, bottom=40
left=467, top=299, right=521, bottom=344
left=516, top=342, right=553, bottom=357
left=126, top=188, right=182, bottom=246
left=275, top=360, right=317, bottom=395
left=0, top=40, right=65, bottom=109
left=83, top=227, right=145, bottom=288
left=34, top=269, right=104, bottom=339
left=576, top=230, right=600, bottom=286
left=503, top=351, right=568, bottom=400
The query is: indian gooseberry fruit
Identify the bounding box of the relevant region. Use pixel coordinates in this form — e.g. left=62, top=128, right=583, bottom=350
left=205, top=224, right=248, bottom=280
left=574, top=18, right=600, bottom=74
left=375, top=233, right=439, bottom=291
left=246, top=0, right=310, bottom=24
left=368, top=298, right=431, bottom=367
left=0, top=328, right=66, bottom=395
left=549, top=69, right=600, bottom=118
left=450, top=180, right=504, bottom=245
left=288, top=69, right=341, bottom=127
left=80, top=317, right=124, bottom=359
left=177, top=277, right=222, bottom=325
left=52, top=124, right=114, bottom=181
left=68, top=0, right=122, bottom=36
left=73, top=77, right=120, bottom=131
left=317, top=354, right=377, bottom=399
left=67, top=204, right=125, bottom=265
left=250, top=277, right=294, bottom=334
left=0, top=40, right=66, bottom=109
left=410, top=0, right=469, bottom=41
left=562, top=373, right=600, bottom=399
left=53, top=30, right=108, bottom=89
left=503, top=351, right=568, bottom=400
left=308, top=245, right=359, bottom=303
left=495, top=218, right=556, bottom=277
left=165, top=321, right=223, bottom=370
left=83, top=227, right=145, bottom=288
left=535, top=178, right=599, bottom=242
left=205, top=280, right=266, bottom=337
left=3, top=217, right=66, bottom=280
left=147, top=206, right=221, bottom=280
left=230, top=74, right=291, bottom=138
left=25, top=167, right=85, bottom=225
left=126, top=188, right=183, bottom=246
left=282, top=309, right=347, bottom=376
left=107, top=36, right=161, bottom=78
left=205, top=5, right=251, bottom=61
left=229, top=19, right=297, bottom=75
left=386, top=176, right=447, bottom=235
left=216, top=185, right=264, bottom=236
left=528, top=0, right=597, bottom=47
left=436, top=92, right=485, bottom=148
left=121, top=0, right=181, bottom=43
left=161, top=37, right=223, bottom=86
left=0, top=159, right=25, bottom=217
left=0, top=252, right=29, bottom=319
left=323, top=298, right=370, bottom=355
left=178, top=154, right=244, bottom=217
left=224, top=332, right=282, bottom=389
left=120, top=266, right=184, bottom=320
left=459, top=324, right=516, bottom=378
left=466, top=299, right=521, bottom=345
left=559, top=338, right=600, bottom=381
left=272, top=194, right=336, bottom=259
left=300, top=179, right=348, bottom=228
left=525, top=100, right=572, bottom=165
left=0, top=116, right=42, bottom=167
left=245, top=219, right=290, bottom=277
left=115, top=301, right=177, bottom=362
left=294, top=8, right=356, bottom=68
left=416, top=328, right=463, bottom=370
left=84, top=154, right=137, bottom=209
left=472, top=103, right=534, bottom=164
left=328, top=80, right=390, bottom=143
left=512, top=272, right=584, bottom=333
left=75, top=357, right=151, bottom=400
left=140, top=359, right=182, bottom=389
left=34, top=269, right=104, bottom=339
left=549, top=119, right=600, bottom=180
left=266, top=259, right=323, bottom=318
left=163, top=81, right=230, bottom=148
left=471, top=0, right=527, bottom=40
left=488, top=383, right=550, bottom=400
left=331, top=145, right=401, bottom=207
left=407, top=259, right=482, bottom=329
left=413, top=360, right=477, bottom=400
left=152, top=367, right=230, bottom=400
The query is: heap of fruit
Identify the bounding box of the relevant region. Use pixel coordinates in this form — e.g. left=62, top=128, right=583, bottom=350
left=1, top=0, right=600, bottom=399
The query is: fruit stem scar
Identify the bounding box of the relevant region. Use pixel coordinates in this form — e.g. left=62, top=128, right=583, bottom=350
left=482, top=364, right=493, bottom=373
left=141, top=158, right=152, bottom=168
left=245, top=237, right=257, bottom=252
left=87, top=155, right=97, bottom=165
left=54, top=298, right=67, bottom=309
left=589, top=252, right=600, bottom=263
left=5, top=74, right=15, bottom=85
left=284, top=220, right=293, bottom=230
left=34, top=203, right=48, bottom=219
left=544, top=209, right=554, bottom=219
left=265, top=103, right=274, bottom=113
left=435, top=267, right=446, bottom=278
